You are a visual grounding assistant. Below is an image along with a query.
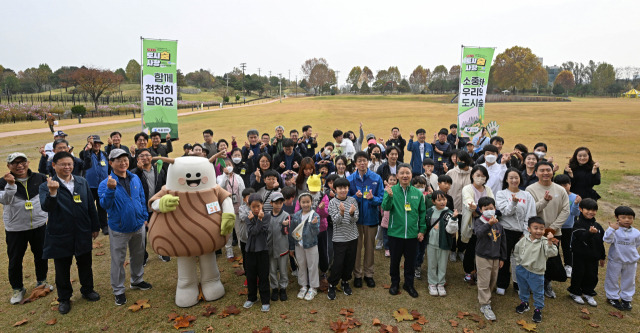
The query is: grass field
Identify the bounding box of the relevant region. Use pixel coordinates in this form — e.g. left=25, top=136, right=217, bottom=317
left=0, top=96, right=639, bottom=332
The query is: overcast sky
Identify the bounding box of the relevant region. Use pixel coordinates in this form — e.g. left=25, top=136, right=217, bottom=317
left=2, top=0, right=637, bottom=83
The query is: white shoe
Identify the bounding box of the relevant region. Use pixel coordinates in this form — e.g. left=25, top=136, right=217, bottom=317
left=496, top=288, right=506, bottom=295
left=564, top=265, right=572, bottom=278
left=480, top=304, right=496, bottom=321
left=583, top=295, right=597, bottom=307
left=292, top=270, right=298, bottom=277
left=449, top=252, right=457, bottom=262
left=243, top=300, right=255, bottom=309
left=36, top=281, right=54, bottom=291
left=414, top=269, right=421, bottom=279
left=297, top=287, right=308, bottom=299
left=375, top=240, right=383, bottom=250
left=570, top=293, right=585, bottom=305
left=10, top=288, right=26, bottom=305
left=225, top=247, right=234, bottom=259
left=304, top=288, right=317, bottom=301
left=261, top=304, right=270, bottom=312
left=437, top=285, right=447, bottom=296
left=428, top=284, right=438, bottom=296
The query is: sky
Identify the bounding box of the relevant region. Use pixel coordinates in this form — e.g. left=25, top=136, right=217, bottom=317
left=1, top=0, right=638, bottom=83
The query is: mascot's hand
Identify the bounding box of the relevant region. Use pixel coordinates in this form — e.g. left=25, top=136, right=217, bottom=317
left=221, top=212, right=236, bottom=236
left=159, top=194, right=180, bottom=213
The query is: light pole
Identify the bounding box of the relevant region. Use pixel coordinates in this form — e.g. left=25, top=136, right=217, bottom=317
left=240, top=62, right=246, bottom=104
left=278, top=74, right=282, bottom=103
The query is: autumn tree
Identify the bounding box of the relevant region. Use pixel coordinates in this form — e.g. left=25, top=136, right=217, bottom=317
left=492, top=46, right=541, bottom=94
left=21, top=64, right=52, bottom=92
left=301, top=58, right=328, bottom=79
left=72, top=68, right=122, bottom=112
left=361, top=66, right=374, bottom=86
left=554, top=70, right=575, bottom=96
left=409, top=65, right=428, bottom=93
left=125, top=59, right=141, bottom=83
left=346, top=66, right=362, bottom=87
left=562, top=61, right=586, bottom=85
left=185, top=69, right=215, bottom=89
left=531, top=66, right=548, bottom=94
left=432, top=65, right=448, bottom=80
left=592, top=62, right=615, bottom=95
left=308, top=63, right=333, bottom=95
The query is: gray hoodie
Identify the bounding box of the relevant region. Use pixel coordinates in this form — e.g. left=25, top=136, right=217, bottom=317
left=236, top=203, right=250, bottom=243
left=268, top=210, right=290, bottom=258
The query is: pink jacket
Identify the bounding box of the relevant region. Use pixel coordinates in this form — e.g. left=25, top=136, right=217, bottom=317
left=295, top=193, right=330, bottom=232
left=380, top=208, right=390, bottom=228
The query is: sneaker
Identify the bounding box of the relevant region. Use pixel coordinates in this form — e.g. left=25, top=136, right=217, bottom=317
left=130, top=281, right=152, bottom=290
left=607, top=298, right=623, bottom=310
left=58, top=300, right=71, bottom=314
left=226, top=248, right=234, bottom=259
left=543, top=282, right=556, bottom=298
left=143, top=256, right=148, bottom=267
left=271, top=289, right=279, bottom=302
left=36, top=280, right=54, bottom=291
left=102, top=227, right=109, bottom=235
left=82, top=291, right=101, bottom=302
left=516, top=301, right=530, bottom=314
left=304, top=288, right=317, bottom=301
left=261, top=304, right=270, bottom=312
left=158, top=255, right=171, bottom=262
left=458, top=252, right=465, bottom=262
left=115, top=293, right=127, bottom=306
left=291, top=270, right=298, bottom=277
left=480, top=304, right=496, bottom=321
left=570, top=293, right=585, bottom=305
left=364, top=277, right=376, bottom=288
left=342, top=281, right=352, bottom=296
left=564, top=265, right=572, bottom=278
left=279, top=288, right=287, bottom=301
left=10, top=288, right=26, bottom=305
left=464, top=274, right=473, bottom=282
left=384, top=250, right=390, bottom=257
left=414, top=268, right=421, bottom=280
left=428, top=284, right=438, bottom=296
left=375, top=240, right=383, bottom=250
left=437, top=285, right=447, bottom=297
left=243, top=300, right=255, bottom=309
left=532, top=309, right=542, bottom=323
left=297, top=287, right=308, bottom=299
left=353, top=277, right=363, bottom=288
left=583, top=295, right=597, bottom=307
left=327, top=285, right=336, bottom=300
left=620, top=300, right=632, bottom=311
left=496, top=287, right=506, bottom=296
left=449, top=252, right=457, bottom=262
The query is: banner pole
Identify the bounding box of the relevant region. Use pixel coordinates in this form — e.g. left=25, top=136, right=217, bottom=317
left=140, top=36, right=144, bottom=131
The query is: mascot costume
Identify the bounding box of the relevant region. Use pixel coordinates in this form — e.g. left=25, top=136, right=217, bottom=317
left=148, top=156, right=235, bottom=307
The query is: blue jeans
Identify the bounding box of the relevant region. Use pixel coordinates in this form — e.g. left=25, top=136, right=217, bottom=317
left=516, top=265, right=545, bottom=309
left=382, top=227, right=389, bottom=250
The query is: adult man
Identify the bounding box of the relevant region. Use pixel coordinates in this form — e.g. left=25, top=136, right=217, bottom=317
left=242, top=129, right=265, bottom=175
left=376, top=146, right=400, bottom=182
left=39, top=151, right=100, bottom=314
left=202, top=129, right=217, bottom=158
left=289, top=129, right=308, bottom=157
left=270, top=125, right=286, bottom=156
left=348, top=151, right=384, bottom=288
left=98, top=149, right=152, bottom=306
left=83, top=135, right=109, bottom=235
left=385, top=127, right=407, bottom=162
left=38, top=139, right=90, bottom=177
left=526, top=161, right=570, bottom=298
left=447, top=124, right=469, bottom=150
left=407, top=129, right=434, bottom=177
left=149, top=132, right=173, bottom=157
left=0, top=153, right=50, bottom=304
left=273, top=139, right=303, bottom=174
left=43, top=131, right=68, bottom=159
left=105, top=131, right=131, bottom=157
left=301, top=125, right=318, bottom=158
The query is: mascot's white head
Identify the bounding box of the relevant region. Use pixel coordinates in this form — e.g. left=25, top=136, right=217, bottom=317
left=166, top=156, right=216, bottom=192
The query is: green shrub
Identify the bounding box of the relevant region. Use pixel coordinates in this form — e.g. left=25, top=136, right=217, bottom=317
left=71, top=105, right=87, bottom=116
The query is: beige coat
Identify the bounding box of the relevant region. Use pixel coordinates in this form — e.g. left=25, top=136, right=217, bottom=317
left=460, top=184, right=494, bottom=242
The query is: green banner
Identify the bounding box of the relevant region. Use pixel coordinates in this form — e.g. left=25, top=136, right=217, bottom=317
left=142, top=38, right=178, bottom=139
left=457, top=46, right=495, bottom=140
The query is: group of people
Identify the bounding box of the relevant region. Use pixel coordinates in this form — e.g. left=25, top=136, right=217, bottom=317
left=1, top=122, right=638, bottom=324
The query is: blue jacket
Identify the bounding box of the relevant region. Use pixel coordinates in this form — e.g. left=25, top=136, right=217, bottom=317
left=98, top=171, right=147, bottom=233
left=562, top=192, right=581, bottom=229
left=347, top=169, right=384, bottom=226
left=84, top=150, right=109, bottom=188
left=288, top=210, right=320, bottom=250
left=407, top=139, right=434, bottom=175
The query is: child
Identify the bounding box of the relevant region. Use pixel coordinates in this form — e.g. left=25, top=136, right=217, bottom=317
left=604, top=206, right=639, bottom=311
left=412, top=176, right=430, bottom=279
left=568, top=198, right=605, bottom=306
left=407, top=128, right=434, bottom=177
left=425, top=190, right=459, bottom=297
left=474, top=197, right=507, bottom=321
left=432, top=128, right=451, bottom=176
left=218, top=157, right=246, bottom=259
left=267, top=192, right=290, bottom=302
left=289, top=193, right=321, bottom=301
left=332, top=130, right=345, bottom=160
left=513, top=217, right=559, bottom=323
left=327, top=178, right=359, bottom=300
left=339, top=133, right=356, bottom=161
left=256, top=169, right=281, bottom=215
left=281, top=186, right=298, bottom=275
left=553, top=174, right=581, bottom=277
left=296, top=175, right=330, bottom=284
left=243, top=194, right=271, bottom=312
left=420, top=158, right=439, bottom=192
left=230, top=148, right=250, bottom=186
left=237, top=189, right=256, bottom=265
left=379, top=174, right=397, bottom=257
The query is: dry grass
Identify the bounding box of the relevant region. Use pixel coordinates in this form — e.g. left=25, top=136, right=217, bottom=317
left=0, top=96, right=639, bottom=332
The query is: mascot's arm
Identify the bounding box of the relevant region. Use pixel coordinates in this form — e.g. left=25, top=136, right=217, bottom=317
left=220, top=197, right=235, bottom=236
left=149, top=187, right=180, bottom=213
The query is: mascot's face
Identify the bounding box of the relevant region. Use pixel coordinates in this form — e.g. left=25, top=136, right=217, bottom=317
left=166, top=156, right=216, bottom=192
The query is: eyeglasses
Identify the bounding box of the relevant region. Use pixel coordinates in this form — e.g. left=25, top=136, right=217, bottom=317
left=55, top=163, right=74, bottom=168
left=138, top=154, right=152, bottom=158
left=10, top=160, right=28, bottom=166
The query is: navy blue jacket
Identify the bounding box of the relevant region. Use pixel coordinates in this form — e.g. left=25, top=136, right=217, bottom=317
left=84, top=150, right=109, bottom=188
left=407, top=139, right=434, bottom=174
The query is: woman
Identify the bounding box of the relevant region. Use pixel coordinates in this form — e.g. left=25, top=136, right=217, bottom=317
left=446, top=150, right=474, bottom=261
left=249, top=153, right=273, bottom=191
left=533, top=142, right=559, bottom=172
left=564, top=147, right=600, bottom=200
left=519, top=153, right=539, bottom=190
left=333, top=156, right=351, bottom=178
left=495, top=168, right=536, bottom=294
left=367, top=144, right=385, bottom=173
left=295, top=157, right=316, bottom=197
left=460, top=165, right=494, bottom=282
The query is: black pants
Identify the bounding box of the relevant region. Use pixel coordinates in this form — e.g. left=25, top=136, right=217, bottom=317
left=388, top=236, right=418, bottom=288
left=463, top=234, right=477, bottom=274
left=90, top=188, right=108, bottom=230
left=54, top=251, right=94, bottom=302
left=318, top=230, right=330, bottom=273
left=450, top=219, right=468, bottom=254
left=245, top=250, right=270, bottom=304
left=560, top=228, right=573, bottom=267
left=497, top=229, right=523, bottom=289
left=6, top=226, right=48, bottom=290
left=567, top=254, right=599, bottom=296
left=239, top=241, right=247, bottom=271
left=328, top=239, right=358, bottom=286
left=49, top=125, right=54, bottom=133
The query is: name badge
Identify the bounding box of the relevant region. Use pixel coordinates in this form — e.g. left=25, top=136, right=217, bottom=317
left=438, top=157, right=442, bottom=162
left=206, top=202, right=221, bottom=214
left=307, top=144, right=311, bottom=149
left=404, top=203, right=412, bottom=211
left=100, top=160, right=106, bottom=166
left=425, top=152, right=430, bottom=158
left=25, top=201, right=33, bottom=210
left=232, top=194, right=238, bottom=204
left=240, top=168, right=246, bottom=175
left=363, top=191, right=369, bottom=197
left=392, top=143, right=396, bottom=146
left=73, top=195, right=82, bottom=203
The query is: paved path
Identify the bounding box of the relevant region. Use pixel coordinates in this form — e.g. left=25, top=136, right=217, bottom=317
left=0, top=98, right=281, bottom=138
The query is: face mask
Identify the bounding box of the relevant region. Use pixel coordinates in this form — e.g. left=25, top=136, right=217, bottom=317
left=473, top=176, right=486, bottom=186
left=373, top=152, right=381, bottom=159
left=482, top=210, right=496, bottom=221
left=226, top=166, right=234, bottom=173
left=534, top=151, right=546, bottom=159
left=416, top=188, right=425, bottom=193
left=232, top=157, right=242, bottom=164
left=457, top=161, right=467, bottom=168
left=485, top=155, right=497, bottom=164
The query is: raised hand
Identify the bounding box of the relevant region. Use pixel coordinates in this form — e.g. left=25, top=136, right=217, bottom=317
left=574, top=195, right=582, bottom=204
left=512, top=193, right=519, bottom=203
left=443, top=163, right=449, bottom=173
left=108, top=137, right=113, bottom=145
left=468, top=202, right=477, bottom=211
left=107, top=175, right=117, bottom=189
left=501, top=154, right=509, bottom=164
left=47, top=176, right=59, bottom=195
left=543, top=191, right=553, bottom=202
left=592, top=161, right=600, bottom=174
left=258, top=210, right=264, bottom=220
left=356, top=190, right=363, bottom=198
left=279, top=161, right=286, bottom=169
left=339, top=202, right=345, bottom=215
left=385, top=186, right=393, bottom=197
left=4, top=172, right=15, bottom=185
left=366, top=191, right=373, bottom=200
left=137, top=159, right=144, bottom=170
left=608, top=221, right=619, bottom=230
left=248, top=211, right=254, bottom=219
left=244, top=141, right=250, bottom=149
left=564, top=165, right=573, bottom=176
left=39, top=146, right=46, bottom=156
left=410, top=133, right=414, bottom=140
left=311, top=216, right=318, bottom=224
left=166, top=133, right=171, bottom=140
left=349, top=204, right=356, bottom=215
left=589, top=226, right=598, bottom=234
left=254, top=170, right=261, bottom=182
left=248, top=150, right=254, bottom=159
left=283, top=216, right=290, bottom=226
left=318, top=201, right=325, bottom=211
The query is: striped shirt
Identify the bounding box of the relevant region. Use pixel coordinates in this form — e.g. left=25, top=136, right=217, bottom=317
left=328, top=197, right=359, bottom=242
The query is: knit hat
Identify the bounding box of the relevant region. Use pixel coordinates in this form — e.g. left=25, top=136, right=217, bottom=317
left=307, top=174, right=322, bottom=192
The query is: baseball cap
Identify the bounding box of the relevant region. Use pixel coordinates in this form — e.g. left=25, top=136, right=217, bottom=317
left=366, top=133, right=376, bottom=141
left=92, top=135, right=103, bottom=144
left=466, top=141, right=474, bottom=146
left=53, top=131, right=67, bottom=137
left=108, top=148, right=129, bottom=160
left=183, top=143, right=193, bottom=150
left=7, top=152, right=27, bottom=163
left=270, top=192, right=284, bottom=202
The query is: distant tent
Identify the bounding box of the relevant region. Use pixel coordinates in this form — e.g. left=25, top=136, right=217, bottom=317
left=622, top=89, right=639, bottom=98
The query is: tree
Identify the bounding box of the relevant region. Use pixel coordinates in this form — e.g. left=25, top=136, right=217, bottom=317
left=176, top=69, right=186, bottom=87
left=185, top=69, right=215, bottom=89
left=72, top=68, right=122, bottom=112
left=387, top=66, right=401, bottom=84
left=492, top=46, right=541, bottom=94
left=554, top=70, right=575, bottom=96
left=360, top=82, right=370, bottom=94
left=361, top=66, right=374, bottom=85
left=552, top=84, right=565, bottom=95
left=585, top=60, right=597, bottom=83
left=592, top=62, right=615, bottom=95
left=21, top=64, right=52, bottom=92
left=299, top=78, right=308, bottom=90
left=398, top=79, right=411, bottom=93
left=562, top=61, right=586, bottom=85
left=2, top=73, right=20, bottom=96
left=125, top=59, right=141, bottom=83
left=346, top=66, right=362, bottom=86
left=448, top=65, right=461, bottom=92
left=531, top=66, right=548, bottom=94
left=308, top=63, right=334, bottom=95
left=409, top=65, right=428, bottom=93
left=432, top=65, right=448, bottom=80
left=114, top=68, right=126, bottom=81
left=301, top=58, right=328, bottom=79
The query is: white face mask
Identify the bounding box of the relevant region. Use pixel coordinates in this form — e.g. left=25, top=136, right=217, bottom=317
left=226, top=166, right=234, bottom=173
left=534, top=151, right=546, bottom=159
left=416, top=188, right=425, bottom=193
left=232, top=157, right=242, bottom=164
left=485, top=154, right=497, bottom=164
left=473, top=176, right=486, bottom=186
left=482, top=210, right=496, bottom=221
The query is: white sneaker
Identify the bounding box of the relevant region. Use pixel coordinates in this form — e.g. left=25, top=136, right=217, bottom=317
left=496, top=287, right=506, bottom=295
left=243, top=300, right=255, bottom=309
left=570, top=293, right=585, bottom=305
left=480, top=304, right=496, bottom=321
left=458, top=252, right=465, bottom=262
left=10, top=288, right=26, bottom=305
left=449, top=252, right=457, bottom=262
left=36, top=281, right=54, bottom=291
left=428, top=284, right=438, bottom=296
left=564, top=265, right=572, bottom=278
left=583, top=295, right=597, bottom=307
left=437, top=285, right=447, bottom=296
left=225, top=247, right=234, bottom=259
left=304, top=288, right=317, bottom=301
left=297, top=287, right=308, bottom=299
left=375, top=240, right=383, bottom=250
left=414, top=268, right=421, bottom=279
left=292, top=270, right=298, bottom=277
left=261, top=304, right=270, bottom=312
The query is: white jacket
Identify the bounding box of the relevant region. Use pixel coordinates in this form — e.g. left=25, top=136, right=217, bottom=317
left=460, top=184, right=494, bottom=242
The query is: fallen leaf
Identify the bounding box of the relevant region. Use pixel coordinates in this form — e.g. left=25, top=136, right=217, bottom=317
left=123, top=260, right=130, bottom=268
left=50, top=300, right=59, bottom=306
left=392, top=308, right=414, bottom=322
left=609, top=311, right=624, bottom=319
left=219, top=305, right=241, bottom=318
left=516, top=319, right=527, bottom=326
left=92, top=241, right=103, bottom=249
left=310, top=309, right=318, bottom=314
left=185, top=315, right=197, bottom=322
left=232, top=263, right=241, bottom=268
left=309, top=319, right=316, bottom=323
left=382, top=284, right=391, bottom=289
left=477, top=319, right=486, bottom=329
left=101, top=326, right=109, bottom=331
left=173, top=316, right=190, bottom=329
left=28, top=310, right=36, bottom=315
left=469, top=313, right=483, bottom=322
left=373, top=318, right=381, bottom=326
left=252, top=326, right=272, bottom=333
left=410, top=310, right=421, bottom=319
left=238, top=288, right=248, bottom=296
left=516, top=320, right=537, bottom=332
left=198, top=286, right=204, bottom=301
left=280, top=314, right=287, bottom=319
left=329, top=320, right=350, bottom=332
left=227, top=256, right=237, bottom=262
left=463, top=328, right=474, bottom=333
left=234, top=269, right=245, bottom=276
left=95, top=251, right=105, bottom=256
left=589, top=323, right=600, bottom=328
left=417, top=316, right=428, bottom=325
left=50, top=306, right=58, bottom=311
left=581, top=308, right=591, bottom=315
left=339, top=308, right=354, bottom=317
left=581, top=314, right=591, bottom=320
left=19, top=285, right=53, bottom=304
left=128, top=304, right=142, bottom=312
left=46, top=318, right=57, bottom=325
left=167, top=312, right=179, bottom=321
left=205, top=325, right=214, bottom=332
left=457, top=311, right=470, bottom=319
left=13, top=319, right=28, bottom=327
left=449, top=319, right=458, bottom=327
left=411, top=322, right=422, bottom=331
left=202, top=305, right=217, bottom=317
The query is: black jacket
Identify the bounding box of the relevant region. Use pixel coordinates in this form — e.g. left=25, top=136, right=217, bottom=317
left=38, top=155, right=88, bottom=177
left=386, top=136, right=407, bottom=162
left=376, top=162, right=398, bottom=182
left=131, top=164, right=166, bottom=212
left=566, top=164, right=601, bottom=201
left=571, top=214, right=605, bottom=260
left=273, top=151, right=303, bottom=174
